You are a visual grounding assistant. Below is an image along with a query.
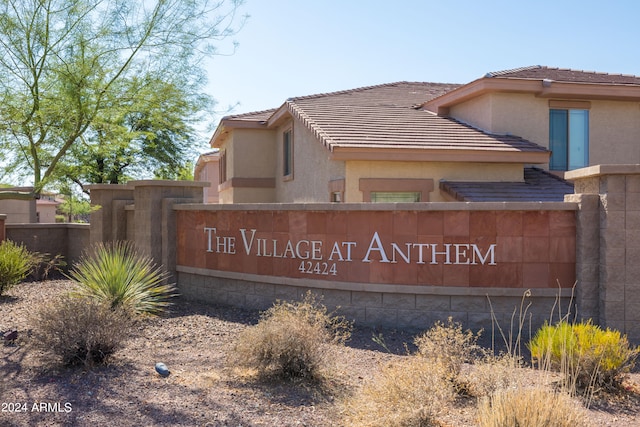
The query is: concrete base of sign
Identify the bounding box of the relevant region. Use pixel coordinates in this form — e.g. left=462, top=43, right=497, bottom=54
left=177, top=266, right=573, bottom=333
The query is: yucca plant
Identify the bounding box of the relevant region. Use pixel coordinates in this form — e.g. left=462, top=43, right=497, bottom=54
left=0, top=240, right=34, bottom=296
left=69, top=241, right=177, bottom=316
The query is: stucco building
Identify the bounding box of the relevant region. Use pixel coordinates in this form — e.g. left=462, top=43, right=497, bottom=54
left=207, top=66, right=640, bottom=204
left=194, top=150, right=221, bottom=204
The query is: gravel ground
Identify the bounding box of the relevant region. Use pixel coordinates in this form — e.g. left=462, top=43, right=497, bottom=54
left=2, top=280, right=639, bottom=426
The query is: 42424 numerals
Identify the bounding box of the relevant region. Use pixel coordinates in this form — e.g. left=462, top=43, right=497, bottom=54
left=298, top=261, right=337, bottom=276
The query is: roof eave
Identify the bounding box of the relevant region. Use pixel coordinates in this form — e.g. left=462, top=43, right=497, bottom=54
left=210, top=117, right=271, bottom=148
left=329, top=147, right=550, bottom=164
left=424, top=78, right=640, bottom=115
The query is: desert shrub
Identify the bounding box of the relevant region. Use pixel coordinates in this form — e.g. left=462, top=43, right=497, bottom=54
left=32, top=295, right=132, bottom=366
left=0, top=240, right=35, bottom=295
left=29, top=252, right=66, bottom=281
left=477, top=387, right=586, bottom=427
left=342, top=356, right=455, bottom=427
left=232, top=292, right=351, bottom=381
left=459, top=354, right=525, bottom=398
left=528, top=320, right=639, bottom=391
left=414, top=317, right=485, bottom=390
left=69, top=241, right=176, bottom=316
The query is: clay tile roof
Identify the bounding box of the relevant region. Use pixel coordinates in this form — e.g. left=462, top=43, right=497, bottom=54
left=440, top=167, right=574, bottom=202
left=485, top=65, right=640, bottom=85
left=286, top=82, right=547, bottom=154
left=222, top=108, right=278, bottom=122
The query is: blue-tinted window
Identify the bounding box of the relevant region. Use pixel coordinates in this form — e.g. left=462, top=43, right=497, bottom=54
left=549, top=109, right=589, bottom=171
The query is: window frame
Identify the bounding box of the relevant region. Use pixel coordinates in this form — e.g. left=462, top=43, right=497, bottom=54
left=219, top=149, right=227, bottom=184
left=549, top=101, right=590, bottom=171
left=359, top=178, right=434, bottom=203
left=282, top=128, right=294, bottom=180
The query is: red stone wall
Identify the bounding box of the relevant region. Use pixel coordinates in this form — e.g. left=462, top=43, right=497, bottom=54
left=177, top=209, right=575, bottom=289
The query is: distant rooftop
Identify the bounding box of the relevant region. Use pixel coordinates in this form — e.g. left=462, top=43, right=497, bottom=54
left=484, top=65, right=640, bottom=85
left=440, top=167, right=574, bottom=202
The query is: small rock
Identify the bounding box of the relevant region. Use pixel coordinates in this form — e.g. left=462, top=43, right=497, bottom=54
left=155, top=362, right=170, bottom=377
left=3, top=330, right=18, bottom=343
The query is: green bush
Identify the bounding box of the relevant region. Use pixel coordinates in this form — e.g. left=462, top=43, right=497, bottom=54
left=32, top=295, right=132, bottom=366
left=0, top=240, right=34, bottom=295
left=68, top=241, right=176, bottom=316
left=232, top=292, right=352, bottom=381
left=528, top=320, right=639, bottom=390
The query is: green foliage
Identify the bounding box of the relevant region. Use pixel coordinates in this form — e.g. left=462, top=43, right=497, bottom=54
left=232, top=292, right=352, bottom=381
left=528, top=320, right=640, bottom=390
left=69, top=241, right=176, bottom=316
left=57, top=196, right=99, bottom=223
left=32, top=295, right=132, bottom=366
left=0, top=240, right=34, bottom=295
left=0, top=0, right=244, bottom=192
left=477, top=387, right=586, bottom=427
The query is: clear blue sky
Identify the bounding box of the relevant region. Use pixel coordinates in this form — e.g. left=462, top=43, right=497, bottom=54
left=203, top=0, right=640, bottom=130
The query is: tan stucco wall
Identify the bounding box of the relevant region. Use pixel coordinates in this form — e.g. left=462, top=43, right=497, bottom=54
left=0, top=199, right=37, bottom=223
left=37, top=204, right=57, bottom=223
left=275, top=120, right=346, bottom=202
left=223, top=187, right=276, bottom=203
left=590, top=101, right=640, bottom=164
left=345, top=161, right=524, bottom=202
left=195, top=160, right=220, bottom=203
left=449, top=93, right=640, bottom=167
left=232, top=129, right=277, bottom=178
left=218, top=128, right=277, bottom=204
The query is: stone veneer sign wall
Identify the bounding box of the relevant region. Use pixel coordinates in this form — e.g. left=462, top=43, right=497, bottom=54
left=177, top=208, right=576, bottom=289
left=175, top=203, right=576, bottom=331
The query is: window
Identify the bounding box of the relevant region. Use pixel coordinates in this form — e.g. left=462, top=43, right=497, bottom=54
left=283, top=129, right=293, bottom=178
left=219, top=150, right=227, bottom=183
left=549, top=109, right=589, bottom=171
left=370, top=192, right=421, bottom=203
left=359, top=179, right=433, bottom=202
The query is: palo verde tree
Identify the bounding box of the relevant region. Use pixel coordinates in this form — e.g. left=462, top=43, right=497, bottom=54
left=60, top=72, right=209, bottom=190
left=0, top=0, right=244, bottom=194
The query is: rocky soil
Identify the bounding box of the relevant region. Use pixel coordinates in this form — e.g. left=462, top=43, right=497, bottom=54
left=2, top=280, right=639, bottom=426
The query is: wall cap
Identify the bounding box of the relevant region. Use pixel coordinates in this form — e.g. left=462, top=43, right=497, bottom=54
left=174, top=201, right=577, bottom=212
left=85, top=184, right=133, bottom=191
left=128, top=180, right=210, bottom=188
left=6, top=223, right=90, bottom=229
left=565, top=164, right=640, bottom=180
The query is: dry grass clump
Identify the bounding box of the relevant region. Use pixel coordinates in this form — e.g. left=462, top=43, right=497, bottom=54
left=414, top=317, right=486, bottom=393
left=231, top=292, right=351, bottom=382
left=477, top=387, right=587, bottom=427
left=342, top=356, right=455, bottom=427
left=31, top=294, right=133, bottom=366
left=460, top=354, right=526, bottom=398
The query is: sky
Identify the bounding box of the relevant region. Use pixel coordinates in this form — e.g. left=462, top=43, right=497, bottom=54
left=201, top=0, right=640, bottom=138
